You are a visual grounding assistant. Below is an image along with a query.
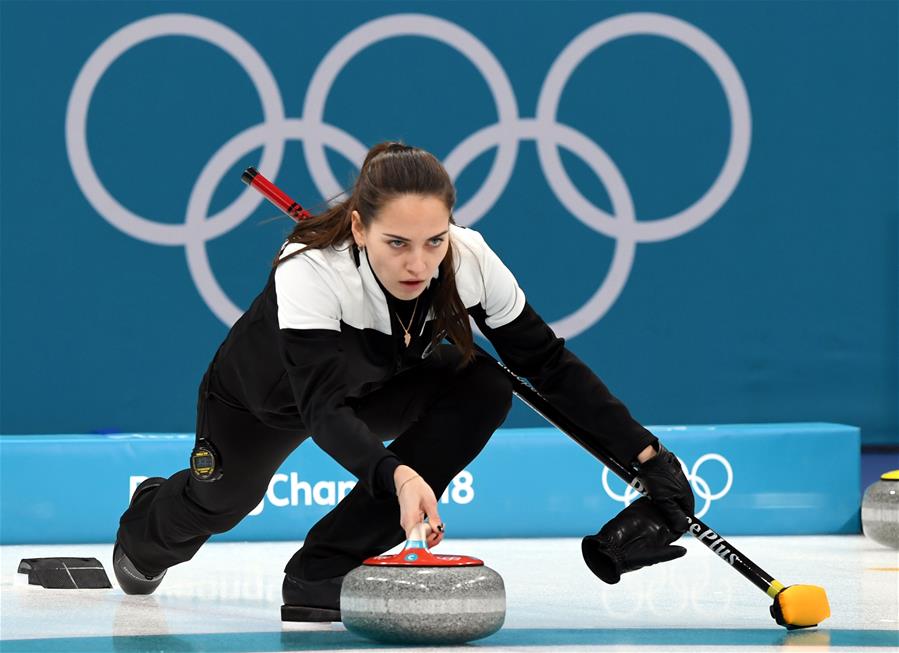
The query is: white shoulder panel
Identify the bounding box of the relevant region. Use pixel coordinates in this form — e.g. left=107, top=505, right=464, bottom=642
left=274, top=243, right=347, bottom=331
left=450, top=225, right=526, bottom=329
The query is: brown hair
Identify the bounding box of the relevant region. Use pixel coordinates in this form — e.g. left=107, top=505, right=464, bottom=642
left=276, top=142, right=474, bottom=366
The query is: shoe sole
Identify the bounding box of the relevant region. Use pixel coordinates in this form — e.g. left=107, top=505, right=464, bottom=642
left=281, top=604, right=341, bottom=622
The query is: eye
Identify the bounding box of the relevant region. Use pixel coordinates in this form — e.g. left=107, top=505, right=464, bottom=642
left=388, top=240, right=406, bottom=248
left=428, top=237, right=445, bottom=247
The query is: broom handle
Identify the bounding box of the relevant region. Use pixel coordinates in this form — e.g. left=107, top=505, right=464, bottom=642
left=488, top=352, right=785, bottom=598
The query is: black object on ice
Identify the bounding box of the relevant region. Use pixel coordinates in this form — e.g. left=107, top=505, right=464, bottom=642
left=18, top=557, right=112, bottom=589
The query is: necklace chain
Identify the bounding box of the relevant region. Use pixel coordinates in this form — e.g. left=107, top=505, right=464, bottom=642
left=395, top=296, right=420, bottom=348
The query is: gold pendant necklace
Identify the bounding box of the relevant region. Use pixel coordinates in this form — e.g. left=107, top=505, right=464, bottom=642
left=395, top=296, right=420, bottom=348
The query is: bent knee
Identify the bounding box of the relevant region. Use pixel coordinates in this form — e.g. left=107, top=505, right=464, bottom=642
left=463, top=358, right=514, bottom=422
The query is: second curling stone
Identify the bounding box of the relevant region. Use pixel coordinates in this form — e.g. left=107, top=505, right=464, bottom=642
left=862, top=470, right=899, bottom=549
left=340, top=524, right=505, bottom=644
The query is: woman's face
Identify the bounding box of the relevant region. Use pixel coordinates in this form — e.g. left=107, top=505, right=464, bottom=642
left=352, top=194, right=450, bottom=300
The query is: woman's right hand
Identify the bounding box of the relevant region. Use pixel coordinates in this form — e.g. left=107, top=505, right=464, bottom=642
left=394, top=465, right=444, bottom=548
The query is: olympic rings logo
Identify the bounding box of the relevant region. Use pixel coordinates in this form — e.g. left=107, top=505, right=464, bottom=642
left=602, top=453, right=734, bottom=518
left=66, top=12, right=751, bottom=335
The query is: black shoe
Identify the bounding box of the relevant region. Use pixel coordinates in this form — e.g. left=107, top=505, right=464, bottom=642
left=113, top=477, right=167, bottom=595
left=112, top=543, right=166, bottom=595
left=281, top=574, right=343, bottom=622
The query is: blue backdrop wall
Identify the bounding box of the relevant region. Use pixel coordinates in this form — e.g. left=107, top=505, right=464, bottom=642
left=1, top=1, right=896, bottom=444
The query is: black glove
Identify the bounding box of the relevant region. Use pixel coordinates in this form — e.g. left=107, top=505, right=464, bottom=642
left=634, top=443, right=694, bottom=534
left=582, top=497, right=687, bottom=584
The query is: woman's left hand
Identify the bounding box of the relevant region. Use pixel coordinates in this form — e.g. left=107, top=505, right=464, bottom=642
left=634, top=443, right=695, bottom=535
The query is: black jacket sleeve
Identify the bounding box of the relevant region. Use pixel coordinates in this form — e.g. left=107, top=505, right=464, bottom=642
left=278, top=328, right=401, bottom=498
left=471, top=302, right=658, bottom=466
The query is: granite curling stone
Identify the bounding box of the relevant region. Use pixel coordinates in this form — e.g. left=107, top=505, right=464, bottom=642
left=340, top=524, right=505, bottom=645
left=861, top=470, right=899, bottom=549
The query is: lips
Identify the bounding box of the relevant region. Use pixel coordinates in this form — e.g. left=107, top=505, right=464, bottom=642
left=401, top=280, right=424, bottom=285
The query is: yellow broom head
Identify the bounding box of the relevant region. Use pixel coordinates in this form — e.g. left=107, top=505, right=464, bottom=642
left=771, top=585, right=831, bottom=629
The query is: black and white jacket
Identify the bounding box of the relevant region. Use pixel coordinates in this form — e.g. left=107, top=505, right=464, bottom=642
left=210, top=225, right=655, bottom=497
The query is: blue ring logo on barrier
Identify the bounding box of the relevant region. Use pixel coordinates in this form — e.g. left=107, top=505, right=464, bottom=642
left=66, top=12, right=751, bottom=337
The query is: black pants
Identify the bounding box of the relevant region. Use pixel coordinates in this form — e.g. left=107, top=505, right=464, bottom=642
left=116, top=345, right=513, bottom=580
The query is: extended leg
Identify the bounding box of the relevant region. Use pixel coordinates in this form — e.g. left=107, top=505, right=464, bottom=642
left=115, top=390, right=304, bottom=590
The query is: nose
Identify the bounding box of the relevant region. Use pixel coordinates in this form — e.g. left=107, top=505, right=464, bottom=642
left=406, top=249, right=427, bottom=276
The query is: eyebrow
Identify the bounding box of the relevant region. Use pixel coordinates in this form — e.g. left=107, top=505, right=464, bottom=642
left=382, top=230, right=449, bottom=242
